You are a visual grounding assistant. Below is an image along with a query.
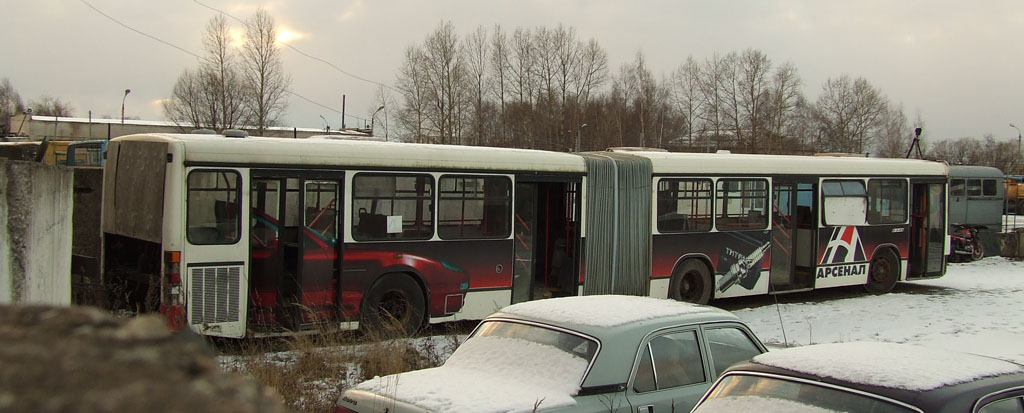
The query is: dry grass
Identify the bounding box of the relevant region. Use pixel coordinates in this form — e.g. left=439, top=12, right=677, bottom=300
left=221, top=319, right=464, bottom=413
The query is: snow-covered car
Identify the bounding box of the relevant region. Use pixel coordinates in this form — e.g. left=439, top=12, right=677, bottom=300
left=691, top=342, right=1024, bottom=413
left=335, top=295, right=767, bottom=412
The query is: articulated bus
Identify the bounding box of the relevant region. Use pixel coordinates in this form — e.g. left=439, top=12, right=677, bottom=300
left=101, top=133, right=948, bottom=338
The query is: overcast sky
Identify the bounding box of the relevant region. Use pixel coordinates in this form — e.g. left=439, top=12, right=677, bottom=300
left=4, top=0, right=1024, bottom=143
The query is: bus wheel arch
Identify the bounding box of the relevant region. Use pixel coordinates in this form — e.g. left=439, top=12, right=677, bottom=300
left=668, top=258, right=713, bottom=305
left=865, top=247, right=900, bottom=294
left=359, top=272, right=427, bottom=335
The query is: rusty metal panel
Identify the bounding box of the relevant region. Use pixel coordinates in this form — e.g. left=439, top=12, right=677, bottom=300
left=102, top=140, right=167, bottom=244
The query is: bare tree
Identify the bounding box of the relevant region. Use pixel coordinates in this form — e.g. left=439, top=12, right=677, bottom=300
left=0, top=78, right=24, bottom=137
left=463, top=25, right=491, bottom=145
left=163, top=69, right=207, bottom=130
left=928, top=135, right=1017, bottom=172
left=508, top=27, right=536, bottom=106
left=241, top=8, right=290, bottom=135
left=395, top=21, right=469, bottom=144
left=812, top=75, right=887, bottom=153
left=670, top=56, right=703, bottom=149
left=764, top=62, right=803, bottom=153
left=396, top=45, right=429, bottom=142
left=875, top=103, right=909, bottom=158
left=201, top=14, right=247, bottom=129
left=30, top=95, right=74, bottom=117
left=697, top=53, right=731, bottom=151
left=610, top=52, right=660, bottom=148
left=371, top=85, right=398, bottom=141
left=735, top=48, right=772, bottom=152
left=575, top=38, right=608, bottom=110
left=489, top=25, right=510, bottom=145
left=421, top=21, right=467, bottom=144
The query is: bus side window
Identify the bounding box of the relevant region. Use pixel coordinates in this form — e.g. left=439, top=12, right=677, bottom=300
left=187, top=170, right=241, bottom=245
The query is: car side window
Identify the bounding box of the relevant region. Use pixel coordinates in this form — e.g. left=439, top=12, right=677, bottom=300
left=705, top=327, right=763, bottom=375
left=979, top=396, right=1024, bottom=413
left=633, top=330, right=706, bottom=393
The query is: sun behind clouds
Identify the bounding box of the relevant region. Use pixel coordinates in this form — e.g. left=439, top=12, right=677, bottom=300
left=275, top=27, right=305, bottom=45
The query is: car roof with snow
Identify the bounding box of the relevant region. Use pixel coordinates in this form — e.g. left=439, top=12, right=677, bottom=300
left=491, top=294, right=739, bottom=332
left=486, top=295, right=752, bottom=389
left=715, top=342, right=1024, bottom=412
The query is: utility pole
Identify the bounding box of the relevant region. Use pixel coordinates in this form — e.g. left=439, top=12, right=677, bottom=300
left=576, top=123, right=588, bottom=152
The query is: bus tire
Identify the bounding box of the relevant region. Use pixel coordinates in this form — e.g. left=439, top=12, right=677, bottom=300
left=865, top=249, right=900, bottom=294
left=669, top=260, right=713, bottom=305
left=360, top=273, right=425, bottom=335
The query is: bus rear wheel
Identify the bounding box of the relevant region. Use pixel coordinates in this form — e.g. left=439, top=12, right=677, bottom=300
left=360, top=273, right=425, bottom=335
left=865, top=249, right=899, bottom=294
left=669, top=260, right=712, bottom=305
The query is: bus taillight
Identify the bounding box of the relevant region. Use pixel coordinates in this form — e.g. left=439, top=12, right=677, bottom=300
left=161, top=251, right=185, bottom=331
left=164, top=251, right=182, bottom=304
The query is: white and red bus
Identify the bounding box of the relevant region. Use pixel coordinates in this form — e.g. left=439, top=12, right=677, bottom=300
left=100, top=133, right=948, bottom=338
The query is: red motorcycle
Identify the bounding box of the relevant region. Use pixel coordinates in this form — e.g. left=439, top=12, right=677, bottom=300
left=949, top=224, right=986, bottom=262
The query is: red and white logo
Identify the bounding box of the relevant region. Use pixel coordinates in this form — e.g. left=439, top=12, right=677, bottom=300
left=820, top=226, right=867, bottom=264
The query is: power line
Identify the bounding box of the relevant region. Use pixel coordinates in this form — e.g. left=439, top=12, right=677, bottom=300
left=78, top=0, right=201, bottom=59
left=77, top=0, right=356, bottom=122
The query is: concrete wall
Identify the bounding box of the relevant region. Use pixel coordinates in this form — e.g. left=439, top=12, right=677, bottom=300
left=0, top=160, right=73, bottom=305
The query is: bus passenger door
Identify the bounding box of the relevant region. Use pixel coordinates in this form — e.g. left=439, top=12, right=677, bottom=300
left=249, top=173, right=343, bottom=332
left=908, top=182, right=946, bottom=278
left=512, top=179, right=581, bottom=304
left=770, top=180, right=815, bottom=291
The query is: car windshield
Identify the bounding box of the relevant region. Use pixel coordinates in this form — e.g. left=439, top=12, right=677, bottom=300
left=698, top=374, right=916, bottom=413
left=471, top=320, right=599, bottom=364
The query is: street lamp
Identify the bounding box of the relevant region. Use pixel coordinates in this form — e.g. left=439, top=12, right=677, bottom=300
left=575, top=123, right=588, bottom=152
left=371, top=105, right=385, bottom=137
left=1011, top=123, right=1022, bottom=175
left=121, top=89, right=131, bottom=125
left=319, top=115, right=330, bottom=132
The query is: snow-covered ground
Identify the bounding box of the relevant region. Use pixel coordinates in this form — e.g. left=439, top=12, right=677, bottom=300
left=731, top=256, right=1024, bottom=363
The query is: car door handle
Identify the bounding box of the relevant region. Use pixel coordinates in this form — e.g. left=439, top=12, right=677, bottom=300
left=637, top=405, right=654, bottom=413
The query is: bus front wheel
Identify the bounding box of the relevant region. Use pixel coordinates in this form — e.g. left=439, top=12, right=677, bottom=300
left=360, top=273, right=425, bottom=335
left=669, top=260, right=712, bottom=305
left=864, top=249, right=900, bottom=294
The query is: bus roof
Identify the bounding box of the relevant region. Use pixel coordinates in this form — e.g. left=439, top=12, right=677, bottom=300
left=948, top=165, right=1004, bottom=179
left=112, top=133, right=587, bottom=173
left=616, top=150, right=949, bottom=177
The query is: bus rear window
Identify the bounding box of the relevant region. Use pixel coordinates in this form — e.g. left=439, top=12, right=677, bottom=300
left=186, top=170, right=241, bottom=245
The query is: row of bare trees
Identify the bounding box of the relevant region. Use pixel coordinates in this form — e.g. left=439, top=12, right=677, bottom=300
left=394, top=22, right=608, bottom=149
left=391, top=21, right=928, bottom=157
left=928, top=135, right=1021, bottom=174
left=162, top=10, right=290, bottom=135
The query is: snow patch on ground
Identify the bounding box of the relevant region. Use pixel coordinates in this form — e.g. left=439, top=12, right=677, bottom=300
left=734, top=257, right=1024, bottom=363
